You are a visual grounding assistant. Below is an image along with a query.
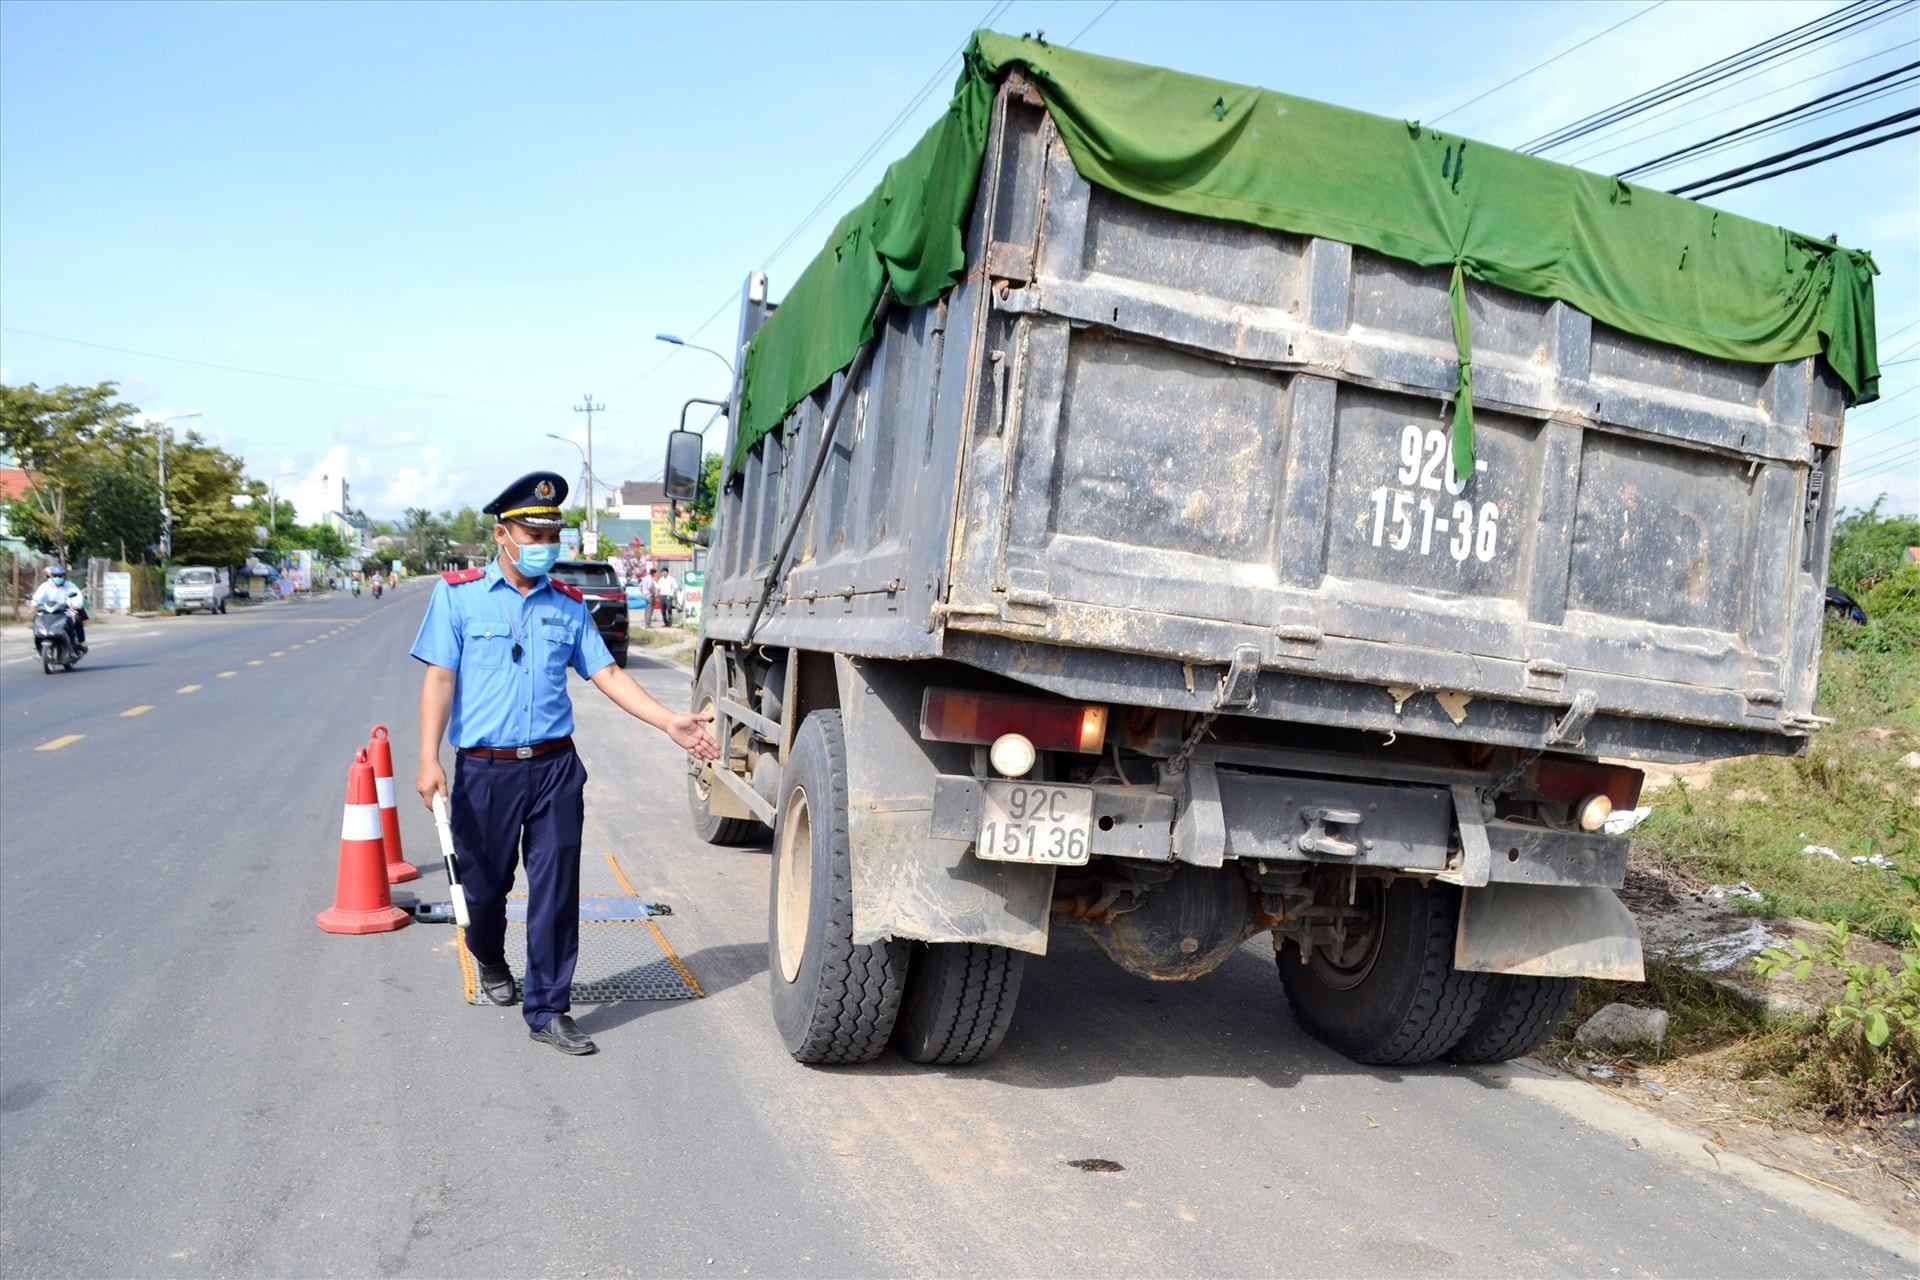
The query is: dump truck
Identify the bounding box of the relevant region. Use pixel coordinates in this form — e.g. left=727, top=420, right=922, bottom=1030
left=666, top=34, right=1880, bottom=1069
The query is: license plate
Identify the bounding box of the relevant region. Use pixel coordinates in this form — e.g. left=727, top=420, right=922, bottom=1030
left=976, top=781, right=1093, bottom=866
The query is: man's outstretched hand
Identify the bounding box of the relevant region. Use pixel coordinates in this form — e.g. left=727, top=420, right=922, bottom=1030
left=668, top=711, right=720, bottom=761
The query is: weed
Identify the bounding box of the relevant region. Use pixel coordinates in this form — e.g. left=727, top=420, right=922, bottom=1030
left=1631, top=627, right=1919, bottom=941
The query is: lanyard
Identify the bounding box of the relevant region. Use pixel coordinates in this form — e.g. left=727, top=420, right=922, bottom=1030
left=497, top=586, right=536, bottom=665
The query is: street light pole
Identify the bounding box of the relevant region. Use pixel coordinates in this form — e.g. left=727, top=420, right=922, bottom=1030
left=153, top=411, right=202, bottom=560
left=654, top=333, right=736, bottom=381
left=545, top=434, right=588, bottom=519
left=573, top=394, right=604, bottom=548
left=269, top=470, right=298, bottom=541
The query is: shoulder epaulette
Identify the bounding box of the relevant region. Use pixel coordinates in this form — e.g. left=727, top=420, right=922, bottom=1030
left=441, top=568, right=486, bottom=585
left=549, top=578, right=584, bottom=602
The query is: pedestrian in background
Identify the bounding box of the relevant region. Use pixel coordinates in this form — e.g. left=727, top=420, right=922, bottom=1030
left=411, top=470, right=719, bottom=1056
left=636, top=568, right=656, bottom=629
left=651, top=567, right=675, bottom=628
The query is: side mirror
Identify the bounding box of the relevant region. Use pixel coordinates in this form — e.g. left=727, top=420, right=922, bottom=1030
left=663, top=430, right=702, bottom=502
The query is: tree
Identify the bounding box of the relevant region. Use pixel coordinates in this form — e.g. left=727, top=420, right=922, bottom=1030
left=690, top=451, right=722, bottom=531
left=303, top=522, right=350, bottom=563
left=443, top=506, right=491, bottom=546
left=71, top=461, right=162, bottom=562
left=248, top=490, right=301, bottom=552
left=164, top=432, right=256, bottom=567
left=0, top=381, right=147, bottom=567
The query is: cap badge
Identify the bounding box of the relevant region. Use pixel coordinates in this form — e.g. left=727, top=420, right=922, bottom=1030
left=535, top=479, right=555, bottom=500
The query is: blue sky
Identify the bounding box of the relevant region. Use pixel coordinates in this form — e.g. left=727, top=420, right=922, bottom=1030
left=2, top=0, right=1914, bottom=522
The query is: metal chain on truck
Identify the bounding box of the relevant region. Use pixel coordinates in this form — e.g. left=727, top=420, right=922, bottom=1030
left=1164, top=711, right=1218, bottom=776
left=1485, top=747, right=1542, bottom=799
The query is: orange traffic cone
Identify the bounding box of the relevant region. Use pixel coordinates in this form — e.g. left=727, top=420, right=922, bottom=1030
left=367, top=725, right=418, bottom=884
left=318, top=749, right=411, bottom=935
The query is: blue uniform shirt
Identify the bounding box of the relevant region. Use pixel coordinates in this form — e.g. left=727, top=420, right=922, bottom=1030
left=410, top=561, right=614, bottom=749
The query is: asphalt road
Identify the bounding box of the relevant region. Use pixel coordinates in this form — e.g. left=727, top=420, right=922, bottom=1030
left=0, top=587, right=1909, bottom=1277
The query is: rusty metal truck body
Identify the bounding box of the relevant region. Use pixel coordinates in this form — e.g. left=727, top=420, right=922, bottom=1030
left=680, top=79, right=1848, bottom=1068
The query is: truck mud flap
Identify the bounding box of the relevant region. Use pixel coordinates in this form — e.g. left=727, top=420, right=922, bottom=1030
left=836, top=656, right=1054, bottom=956
left=1454, top=882, right=1644, bottom=981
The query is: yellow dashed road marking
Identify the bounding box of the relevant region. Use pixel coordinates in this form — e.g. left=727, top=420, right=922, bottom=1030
left=121, top=706, right=154, bottom=718
left=270, top=651, right=285, bottom=658
left=177, top=684, right=202, bottom=693
left=37, top=735, right=84, bottom=751
left=217, top=671, right=236, bottom=678
left=247, top=659, right=264, bottom=666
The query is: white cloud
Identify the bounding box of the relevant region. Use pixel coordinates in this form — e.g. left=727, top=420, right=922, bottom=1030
left=370, top=447, right=473, bottom=515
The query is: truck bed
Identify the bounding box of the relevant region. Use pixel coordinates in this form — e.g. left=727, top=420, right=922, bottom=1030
left=702, top=81, right=1846, bottom=765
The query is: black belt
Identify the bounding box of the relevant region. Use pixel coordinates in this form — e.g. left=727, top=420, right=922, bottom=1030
left=458, top=735, right=574, bottom=761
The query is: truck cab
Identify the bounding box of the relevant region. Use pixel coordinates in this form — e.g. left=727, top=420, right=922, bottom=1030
left=172, top=566, right=230, bottom=615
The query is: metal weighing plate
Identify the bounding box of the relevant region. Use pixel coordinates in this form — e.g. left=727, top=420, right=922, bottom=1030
left=456, top=853, right=703, bottom=1004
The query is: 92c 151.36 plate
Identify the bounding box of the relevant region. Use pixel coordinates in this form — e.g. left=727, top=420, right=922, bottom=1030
left=976, top=780, right=1093, bottom=866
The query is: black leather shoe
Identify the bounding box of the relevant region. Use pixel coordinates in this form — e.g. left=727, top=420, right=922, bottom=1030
left=475, top=961, right=519, bottom=1006
left=529, top=1014, right=596, bottom=1055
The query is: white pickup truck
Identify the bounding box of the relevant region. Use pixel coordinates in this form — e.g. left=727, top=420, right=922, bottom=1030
left=172, top=566, right=230, bottom=615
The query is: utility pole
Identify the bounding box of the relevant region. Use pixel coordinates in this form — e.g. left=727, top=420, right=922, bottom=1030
left=151, top=411, right=200, bottom=562
left=158, top=431, right=171, bottom=560
left=574, top=393, right=604, bottom=551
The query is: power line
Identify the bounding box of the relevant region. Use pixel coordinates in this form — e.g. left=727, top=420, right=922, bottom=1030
left=1530, top=0, right=1914, bottom=154
left=1561, top=39, right=1919, bottom=168
left=1519, top=0, right=1914, bottom=155
left=1065, top=0, right=1120, bottom=46
left=0, top=324, right=556, bottom=409
left=1425, top=1, right=1667, bottom=127
left=1846, top=432, right=1920, bottom=467
left=1616, top=60, right=1919, bottom=179
left=1672, top=110, right=1919, bottom=197
left=755, top=0, right=1015, bottom=278
left=1846, top=447, right=1919, bottom=481
left=604, top=1, right=1014, bottom=401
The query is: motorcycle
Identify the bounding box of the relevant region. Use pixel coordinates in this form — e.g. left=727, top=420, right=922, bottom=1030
left=32, top=604, right=84, bottom=674
left=371, top=579, right=383, bottom=600
left=351, top=579, right=361, bottom=598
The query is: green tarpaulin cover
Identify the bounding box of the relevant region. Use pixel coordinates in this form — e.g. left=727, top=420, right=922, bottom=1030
left=735, top=31, right=1880, bottom=477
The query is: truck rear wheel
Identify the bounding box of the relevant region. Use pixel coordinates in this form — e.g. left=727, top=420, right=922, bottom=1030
left=767, top=711, right=906, bottom=1064
left=688, top=660, right=763, bottom=846
left=893, top=942, right=1025, bottom=1065
left=1445, top=974, right=1581, bottom=1064
left=1276, top=877, right=1487, bottom=1066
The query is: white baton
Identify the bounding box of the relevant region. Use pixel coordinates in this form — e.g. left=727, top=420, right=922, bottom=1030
left=431, top=794, right=471, bottom=928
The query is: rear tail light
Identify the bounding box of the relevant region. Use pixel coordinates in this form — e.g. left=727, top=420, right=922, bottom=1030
left=1523, top=758, right=1643, bottom=809
left=920, top=689, right=1107, bottom=754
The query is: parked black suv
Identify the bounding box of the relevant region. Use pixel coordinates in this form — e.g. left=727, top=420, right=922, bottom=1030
left=550, top=559, right=630, bottom=667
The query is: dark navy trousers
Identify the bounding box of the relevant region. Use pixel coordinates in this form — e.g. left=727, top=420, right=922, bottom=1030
left=450, top=747, right=587, bottom=1030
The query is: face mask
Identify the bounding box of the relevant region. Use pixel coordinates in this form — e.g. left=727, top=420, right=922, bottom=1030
left=505, top=535, right=560, bottom=577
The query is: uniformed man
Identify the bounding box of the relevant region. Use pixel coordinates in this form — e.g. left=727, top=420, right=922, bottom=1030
left=411, top=471, right=719, bottom=1056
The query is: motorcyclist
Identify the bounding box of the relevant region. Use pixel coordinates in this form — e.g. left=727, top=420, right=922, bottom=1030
left=29, top=565, right=88, bottom=651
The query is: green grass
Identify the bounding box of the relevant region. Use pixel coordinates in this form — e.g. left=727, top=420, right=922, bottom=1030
left=1630, top=622, right=1919, bottom=943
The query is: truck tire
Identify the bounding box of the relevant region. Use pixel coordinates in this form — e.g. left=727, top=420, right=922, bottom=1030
left=1445, top=974, right=1581, bottom=1064
left=893, top=942, right=1025, bottom=1066
left=1276, top=877, right=1487, bottom=1066
left=688, top=660, right=763, bottom=846
left=767, top=711, right=906, bottom=1064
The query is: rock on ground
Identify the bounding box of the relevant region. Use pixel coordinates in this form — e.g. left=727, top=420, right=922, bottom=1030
left=1575, top=1002, right=1670, bottom=1049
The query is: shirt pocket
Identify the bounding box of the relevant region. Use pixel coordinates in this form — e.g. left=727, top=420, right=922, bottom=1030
left=540, top=618, right=579, bottom=671
left=464, top=626, right=512, bottom=669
